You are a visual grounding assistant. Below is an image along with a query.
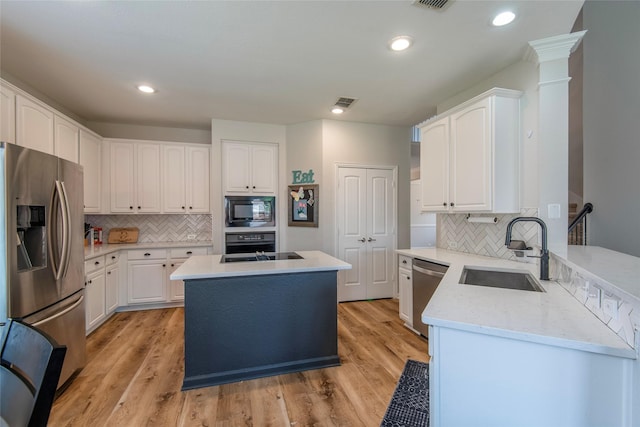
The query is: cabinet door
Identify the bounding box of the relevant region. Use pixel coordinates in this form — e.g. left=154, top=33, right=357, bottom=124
left=251, top=144, right=277, bottom=194
left=128, top=261, right=167, bottom=304
left=86, top=269, right=106, bottom=331
left=399, top=268, right=413, bottom=325
left=168, top=261, right=185, bottom=301
left=0, top=85, right=16, bottom=144
left=420, top=117, right=449, bottom=212
left=110, top=142, right=135, bottom=213
left=450, top=97, right=492, bottom=211
left=186, top=146, right=210, bottom=213
left=136, top=143, right=161, bottom=213
left=162, top=144, right=186, bottom=213
left=54, top=115, right=79, bottom=163
left=105, top=265, right=119, bottom=314
left=16, top=95, right=54, bottom=155
left=223, top=142, right=251, bottom=193
left=79, top=130, right=102, bottom=213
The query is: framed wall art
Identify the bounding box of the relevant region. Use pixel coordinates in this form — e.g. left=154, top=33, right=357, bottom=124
left=288, top=184, right=318, bottom=227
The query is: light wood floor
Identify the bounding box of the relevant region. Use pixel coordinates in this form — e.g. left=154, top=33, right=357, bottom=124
left=49, top=299, right=429, bottom=426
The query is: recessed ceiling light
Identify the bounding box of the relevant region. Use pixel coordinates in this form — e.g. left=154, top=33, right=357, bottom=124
left=492, top=11, right=516, bottom=27
left=389, top=36, right=413, bottom=52
left=331, top=106, right=344, bottom=114
left=137, top=85, right=156, bottom=94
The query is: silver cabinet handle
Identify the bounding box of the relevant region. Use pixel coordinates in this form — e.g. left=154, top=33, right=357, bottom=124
left=367, top=237, right=376, bottom=242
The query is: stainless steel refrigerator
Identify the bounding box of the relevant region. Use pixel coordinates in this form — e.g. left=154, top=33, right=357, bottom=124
left=1, top=142, right=86, bottom=388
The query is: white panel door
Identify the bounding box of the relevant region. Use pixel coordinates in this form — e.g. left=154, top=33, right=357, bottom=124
left=54, top=115, right=79, bottom=163
left=0, top=85, right=16, bottom=144
left=337, top=168, right=367, bottom=301
left=450, top=97, right=492, bottom=211
left=223, top=142, right=251, bottom=193
left=110, top=142, right=135, bottom=212
left=338, top=167, right=396, bottom=302
left=128, top=262, right=166, bottom=304
left=136, top=143, right=161, bottom=213
left=365, top=168, right=395, bottom=299
left=105, top=265, right=119, bottom=314
left=163, top=144, right=186, bottom=213
left=251, top=144, right=277, bottom=194
left=186, top=145, right=210, bottom=213
left=420, top=117, right=449, bottom=211
left=16, top=95, right=54, bottom=155
left=79, top=130, right=102, bottom=213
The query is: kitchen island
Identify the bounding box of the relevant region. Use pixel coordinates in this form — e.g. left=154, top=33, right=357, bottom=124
left=397, top=248, right=637, bottom=427
left=170, top=251, right=351, bottom=390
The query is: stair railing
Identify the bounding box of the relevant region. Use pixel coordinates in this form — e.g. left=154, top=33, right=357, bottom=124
left=568, top=203, right=593, bottom=245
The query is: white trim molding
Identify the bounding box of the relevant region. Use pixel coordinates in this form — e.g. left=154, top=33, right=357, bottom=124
left=525, top=30, right=587, bottom=63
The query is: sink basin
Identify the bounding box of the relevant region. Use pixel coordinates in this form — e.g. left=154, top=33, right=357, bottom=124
left=460, top=266, right=544, bottom=292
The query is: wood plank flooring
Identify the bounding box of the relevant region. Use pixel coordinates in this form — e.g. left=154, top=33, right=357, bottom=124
left=49, top=299, right=429, bottom=426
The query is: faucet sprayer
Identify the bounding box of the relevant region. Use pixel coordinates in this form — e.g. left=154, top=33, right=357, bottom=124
left=505, top=217, right=550, bottom=281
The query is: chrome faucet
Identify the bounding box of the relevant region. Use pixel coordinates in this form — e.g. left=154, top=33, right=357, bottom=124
left=505, top=217, right=550, bottom=281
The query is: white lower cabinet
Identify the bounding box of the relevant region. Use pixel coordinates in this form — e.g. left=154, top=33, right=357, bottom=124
left=398, top=256, right=413, bottom=326
left=85, top=253, right=120, bottom=333
left=167, top=247, right=209, bottom=301
left=127, top=249, right=168, bottom=304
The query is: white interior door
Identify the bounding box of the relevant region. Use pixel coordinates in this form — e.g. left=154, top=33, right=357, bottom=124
left=338, top=167, right=395, bottom=302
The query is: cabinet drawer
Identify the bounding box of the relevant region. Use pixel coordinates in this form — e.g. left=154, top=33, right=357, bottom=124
left=105, top=252, right=120, bottom=266
left=398, top=255, right=412, bottom=271
left=169, top=247, right=208, bottom=259
left=127, top=249, right=167, bottom=260
left=85, top=256, right=105, bottom=274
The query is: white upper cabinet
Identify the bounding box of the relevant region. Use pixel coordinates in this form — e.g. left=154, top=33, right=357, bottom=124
left=54, top=114, right=79, bottom=163
left=79, top=129, right=102, bottom=213
left=163, top=144, right=210, bottom=214
left=0, top=85, right=16, bottom=144
left=16, top=94, right=54, bottom=155
left=223, top=141, right=277, bottom=194
left=110, top=140, right=161, bottom=214
left=419, top=88, right=521, bottom=213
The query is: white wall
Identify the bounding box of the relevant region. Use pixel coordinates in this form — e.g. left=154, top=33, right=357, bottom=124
left=87, top=122, right=211, bottom=145
left=210, top=119, right=287, bottom=253
left=320, top=120, right=412, bottom=256
left=285, top=120, right=324, bottom=251
left=583, top=1, right=640, bottom=257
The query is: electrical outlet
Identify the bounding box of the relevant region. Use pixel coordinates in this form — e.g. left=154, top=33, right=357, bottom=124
left=587, top=282, right=602, bottom=309
left=447, top=241, right=457, bottom=249
left=187, top=234, right=196, bottom=240
left=602, top=294, right=620, bottom=319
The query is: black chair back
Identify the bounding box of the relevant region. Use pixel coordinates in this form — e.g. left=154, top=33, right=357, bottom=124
left=1, top=319, right=67, bottom=427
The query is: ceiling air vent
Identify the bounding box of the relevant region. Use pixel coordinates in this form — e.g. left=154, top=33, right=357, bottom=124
left=334, top=97, right=358, bottom=109
left=413, top=0, right=449, bottom=10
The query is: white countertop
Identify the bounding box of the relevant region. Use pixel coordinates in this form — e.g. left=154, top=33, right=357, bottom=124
left=565, top=246, right=640, bottom=303
left=171, top=250, right=351, bottom=280
left=84, top=241, right=213, bottom=260
left=397, top=248, right=635, bottom=359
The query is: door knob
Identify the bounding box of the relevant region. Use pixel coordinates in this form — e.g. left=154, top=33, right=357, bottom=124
left=367, top=237, right=376, bottom=242
left=358, top=238, right=366, bottom=243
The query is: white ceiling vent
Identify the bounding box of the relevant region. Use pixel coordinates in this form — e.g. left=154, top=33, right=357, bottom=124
left=413, top=0, right=450, bottom=10
left=334, top=97, right=358, bottom=109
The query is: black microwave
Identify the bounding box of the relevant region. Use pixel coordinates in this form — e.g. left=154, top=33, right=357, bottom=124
left=224, top=196, right=275, bottom=227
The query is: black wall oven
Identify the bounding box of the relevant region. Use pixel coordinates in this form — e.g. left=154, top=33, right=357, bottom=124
left=225, top=232, right=276, bottom=254
left=225, top=196, right=275, bottom=227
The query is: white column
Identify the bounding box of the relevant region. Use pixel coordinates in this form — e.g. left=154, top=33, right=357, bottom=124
left=527, top=31, right=586, bottom=258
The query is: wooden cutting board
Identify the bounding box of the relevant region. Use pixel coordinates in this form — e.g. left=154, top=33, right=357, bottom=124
left=107, top=227, right=139, bottom=243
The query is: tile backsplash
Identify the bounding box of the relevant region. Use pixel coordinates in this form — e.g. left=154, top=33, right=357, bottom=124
left=437, top=208, right=540, bottom=260
left=551, top=254, right=639, bottom=350
left=85, top=214, right=212, bottom=243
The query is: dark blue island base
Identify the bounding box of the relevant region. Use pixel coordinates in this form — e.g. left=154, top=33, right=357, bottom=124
left=182, top=270, right=340, bottom=390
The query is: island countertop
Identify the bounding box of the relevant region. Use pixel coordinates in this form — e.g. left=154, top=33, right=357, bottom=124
left=397, top=248, right=636, bottom=359
left=171, top=250, right=351, bottom=280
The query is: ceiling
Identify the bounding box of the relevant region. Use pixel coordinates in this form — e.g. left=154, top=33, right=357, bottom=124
left=0, top=1, right=583, bottom=130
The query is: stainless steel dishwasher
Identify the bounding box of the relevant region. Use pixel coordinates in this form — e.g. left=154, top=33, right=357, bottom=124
left=412, top=258, right=448, bottom=338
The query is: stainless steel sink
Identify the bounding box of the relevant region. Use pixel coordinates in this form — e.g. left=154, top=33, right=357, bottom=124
left=460, top=266, right=545, bottom=292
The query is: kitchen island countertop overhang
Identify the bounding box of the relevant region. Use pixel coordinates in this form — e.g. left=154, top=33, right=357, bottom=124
left=172, top=250, right=352, bottom=390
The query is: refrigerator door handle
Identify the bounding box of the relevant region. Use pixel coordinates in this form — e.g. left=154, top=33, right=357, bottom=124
left=32, top=294, right=84, bottom=327
left=48, top=180, right=70, bottom=281
left=58, top=180, right=71, bottom=278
